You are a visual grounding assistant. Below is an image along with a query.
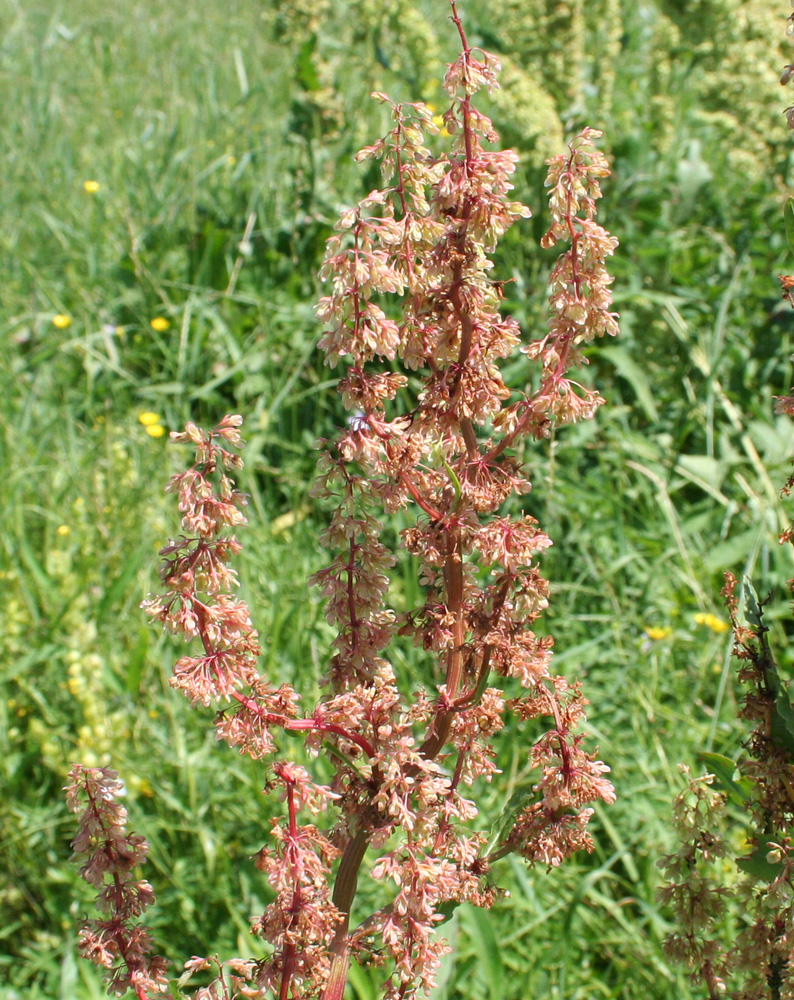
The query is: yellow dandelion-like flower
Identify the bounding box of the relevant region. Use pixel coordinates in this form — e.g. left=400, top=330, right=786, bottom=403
left=694, top=613, right=730, bottom=634
left=52, top=314, right=71, bottom=329
left=83, top=180, right=101, bottom=194
left=138, top=412, right=161, bottom=426
left=645, top=626, right=673, bottom=641
left=145, top=423, right=166, bottom=438
left=56, top=525, right=71, bottom=537
left=226, top=155, right=237, bottom=166
left=150, top=317, right=170, bottom=332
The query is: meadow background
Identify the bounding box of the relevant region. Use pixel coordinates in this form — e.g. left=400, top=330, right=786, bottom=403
left=2, top=0, right=794, bottom=997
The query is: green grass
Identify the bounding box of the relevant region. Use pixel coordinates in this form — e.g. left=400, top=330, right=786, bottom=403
left=2, top=1, right=794, bottom=997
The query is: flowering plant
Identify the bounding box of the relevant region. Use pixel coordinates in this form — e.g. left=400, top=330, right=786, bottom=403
left=657, top=574, right=794, bottom=999
left=67, top=3, right=618, bottom=997
left=656, top=25, right=794, bottom=995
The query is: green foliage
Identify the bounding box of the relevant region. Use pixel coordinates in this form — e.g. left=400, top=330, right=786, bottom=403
left=2, top=0, right=794, bottom=998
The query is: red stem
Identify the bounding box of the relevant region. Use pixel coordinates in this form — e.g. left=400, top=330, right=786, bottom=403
left=191, top=598, right=377, bottom=758
left=278, top=783, right=299, bottom=1000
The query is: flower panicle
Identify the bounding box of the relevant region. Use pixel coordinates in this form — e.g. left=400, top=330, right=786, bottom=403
left=520, top=129, right=620, bottom=429
left=141, top=416, right=309, bottom=772
left=306, top=2, right=616, bottom=994
left=656, top=767, right=732, bottom=998
left=140, top=415, right=267, bottom=711
left=65, top=764, right=168, bottom=999
left=70, top=5, right=619, bottom=999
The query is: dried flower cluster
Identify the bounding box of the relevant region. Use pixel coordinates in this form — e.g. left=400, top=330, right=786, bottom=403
left=66, top=765, right=168, bottom=999
left=69, top=3, right=618, bottom=998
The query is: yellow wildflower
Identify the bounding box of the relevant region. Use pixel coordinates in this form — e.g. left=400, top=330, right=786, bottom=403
left=138, top=412, right=166, bottom=437
left=83, top=180, right=101, bottom=194
left=56, top=525, right=71, bottom=537
left=150, top=317, right=170, bottom=332
left=694, top=613, right=730, bottom=634
left=645, top=626, right=673, bottom=641
left=52, top=314, right=71, bottom=329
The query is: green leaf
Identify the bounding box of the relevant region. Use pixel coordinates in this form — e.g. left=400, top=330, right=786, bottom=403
left=436, top=898, right=462, bottom=925
left=460, top=905, right=504, bottom=1000
left=125, top=627, right=150, bottom=695
left=592, top=801, right=640, bottom=882
left=740, top=577, right=794, bottom=757
left=321, top=739, right=368, bottom=782
left=598, top=345, right=659, bottom=421
left=488, top=783, right=537, bottom=853
left=702, top=529, right=760, bottom=574
left=770, top=685, right=794, bottom=758
left=698, top=752, right=752, bottom=807
left=296, top=37, right=320, bottom=92
left=58, top=947, right=78, bottom=1000
left=741, top=576, right=765, bottom=629
left=674, top=453, right=725, bottom=497
left=96, top=544, right=148, bottom=619
left=736, top=836, right=785, bottom=884
left=785, top=197, right=794, bottom=260
left=346, top=960, right=379, bottom=1000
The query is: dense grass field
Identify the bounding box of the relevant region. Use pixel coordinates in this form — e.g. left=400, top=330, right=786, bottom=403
left=3, top=1, right=794, bottom=997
